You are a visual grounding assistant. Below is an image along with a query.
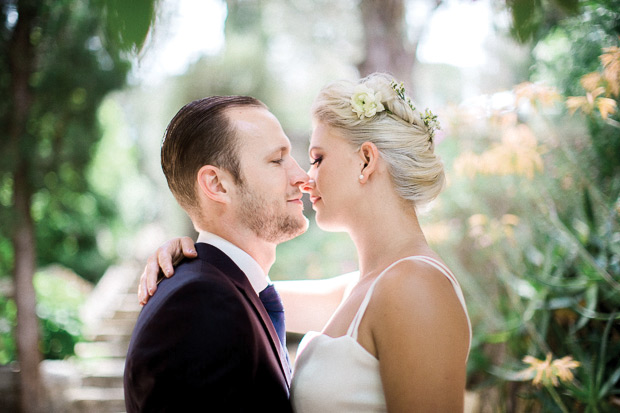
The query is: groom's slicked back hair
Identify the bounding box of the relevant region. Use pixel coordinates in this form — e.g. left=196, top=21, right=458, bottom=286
left=161, top=95, right=267, bottom=213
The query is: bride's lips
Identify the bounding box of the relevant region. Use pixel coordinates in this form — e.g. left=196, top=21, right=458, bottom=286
left=310, top=196, right=321, bottom=205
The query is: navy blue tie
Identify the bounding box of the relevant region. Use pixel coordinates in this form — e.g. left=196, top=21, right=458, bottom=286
left=259, top=284, right=291, bottom=372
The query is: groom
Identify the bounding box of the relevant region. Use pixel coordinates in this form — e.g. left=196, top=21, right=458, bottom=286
left=123, top=96, right=309, bottom=412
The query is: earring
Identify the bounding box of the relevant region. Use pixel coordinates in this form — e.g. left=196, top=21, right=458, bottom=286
left=359, top=174, right=364, bottom=181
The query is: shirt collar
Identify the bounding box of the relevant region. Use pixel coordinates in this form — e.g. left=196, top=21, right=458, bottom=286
left=196, top=231, right=270, bottom=295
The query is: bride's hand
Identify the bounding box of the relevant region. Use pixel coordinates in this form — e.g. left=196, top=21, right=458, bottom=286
left=138, top=236, right=197, bottom=305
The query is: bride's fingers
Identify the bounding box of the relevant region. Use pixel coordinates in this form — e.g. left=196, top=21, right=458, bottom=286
left=176, top=236, right=197, bottom=264
left=138, top=270, right=149, bottom=305
left=145, top=253, right=163, bottom=297
left=140, top=237, right=198, bottom=305
left=160, top=236, right=197, bottom=269
left=157, top=243, right=176, bottom=278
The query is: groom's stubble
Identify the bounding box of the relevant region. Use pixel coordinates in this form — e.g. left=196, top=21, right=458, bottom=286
left=236, top=180, right=309, bottom=244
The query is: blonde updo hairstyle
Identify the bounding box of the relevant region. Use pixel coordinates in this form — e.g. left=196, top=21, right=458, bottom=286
left=311, top=72, right=445, bottom=208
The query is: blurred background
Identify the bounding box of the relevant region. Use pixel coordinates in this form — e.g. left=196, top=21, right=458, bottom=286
left=1, top=0, right=619, bottom=411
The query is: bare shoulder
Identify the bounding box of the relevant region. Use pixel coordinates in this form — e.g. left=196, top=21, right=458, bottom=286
left=365, top=258, right=470, bottom=410
left=368, top=257, right=470, bottom=347
left=372, top=258, right=460, bottom=308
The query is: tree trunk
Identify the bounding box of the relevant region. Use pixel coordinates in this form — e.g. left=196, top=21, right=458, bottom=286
left=12, top=166, right=41, bottom=413
left=8, top=1, right=43, bottom=411
left=357, top=0, right=415, bottom=86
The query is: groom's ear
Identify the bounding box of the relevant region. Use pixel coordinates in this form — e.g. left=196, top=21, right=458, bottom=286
left=196, top=165, right=232, bottom=204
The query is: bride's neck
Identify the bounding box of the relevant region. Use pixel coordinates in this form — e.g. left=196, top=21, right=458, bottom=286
left=349, top=203, right=430, bottom=280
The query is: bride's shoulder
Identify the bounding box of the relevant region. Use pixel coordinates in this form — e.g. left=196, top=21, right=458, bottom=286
left=367, top=258, right=468, bottom=347
left=370, top=257, right=458, bottom=311
left=380, top=256, right=452, bottom=285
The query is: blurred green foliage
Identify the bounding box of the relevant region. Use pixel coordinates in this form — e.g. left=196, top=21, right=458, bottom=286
left=0, top=295, right=17, bottom=365
left=96, top=0, right=158, bottom=53
left=424, top=3, right=620, bottom=409
left=0, top=269, right=89, bottom=363
left=0, top=0, right=161, bottom=282
left=1, top=0, right=132, bottom=283
left=506, top=0, right=581, bottom=43
left=34, top=270, right=88, bottom=360
left=0, top=0, right=158, bottom=371
left=271, top=219, right=358, bottom=281
left=0, top=8, right=617, bottom=413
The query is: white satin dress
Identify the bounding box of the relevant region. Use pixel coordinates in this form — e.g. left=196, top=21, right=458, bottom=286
left=290, top=256, right=471, bottom=413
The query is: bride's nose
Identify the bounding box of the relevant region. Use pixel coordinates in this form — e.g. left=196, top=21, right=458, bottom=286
left=301, top=179, right=315, bottom=193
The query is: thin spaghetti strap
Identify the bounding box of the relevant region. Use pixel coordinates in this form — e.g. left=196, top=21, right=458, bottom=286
left=410, top=256, right=459, bottom=285
left=346, top=289, right=372, bottom=339
left=346, top=256, right=471, bottom=352
left=408, top=256, right=467, bottom=309
left=346, top=257, right=412, bottom=339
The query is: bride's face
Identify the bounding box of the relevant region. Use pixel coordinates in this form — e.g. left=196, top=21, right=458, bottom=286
left=304, top=121, right=365, bottom=231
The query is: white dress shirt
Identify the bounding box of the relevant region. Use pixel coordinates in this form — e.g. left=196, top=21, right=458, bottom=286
left=196, top=231, right=270, bottom=295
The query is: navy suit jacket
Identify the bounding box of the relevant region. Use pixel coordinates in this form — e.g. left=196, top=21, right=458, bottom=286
left=124, top=243, right=292, bottom=412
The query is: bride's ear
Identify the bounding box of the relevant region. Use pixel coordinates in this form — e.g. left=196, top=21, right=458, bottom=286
left=197, top=165, right=232, bottom=204
left=358, top=142, right=379, bottom=183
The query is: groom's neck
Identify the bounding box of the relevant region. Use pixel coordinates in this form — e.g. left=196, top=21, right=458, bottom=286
left=209, top=226, right=277, bottom=275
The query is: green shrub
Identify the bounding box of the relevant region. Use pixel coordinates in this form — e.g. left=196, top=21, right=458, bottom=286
left=0, top=267, right=90, bottom=363
left=428, top=42, right=620, bottom=409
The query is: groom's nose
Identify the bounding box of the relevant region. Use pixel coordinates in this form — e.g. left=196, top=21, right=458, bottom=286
left=288, top=157, right=310, bottom=187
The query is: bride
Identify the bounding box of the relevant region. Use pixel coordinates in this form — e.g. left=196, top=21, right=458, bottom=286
left=140, top=72, right=471, bottom=411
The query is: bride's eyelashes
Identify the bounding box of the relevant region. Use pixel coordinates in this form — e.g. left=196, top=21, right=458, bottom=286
left=310, top=156, right=323, bottom=166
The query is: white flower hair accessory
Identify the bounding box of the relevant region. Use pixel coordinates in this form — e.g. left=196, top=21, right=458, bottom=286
left=390, top=80, right=441, bottom=142
left=350, top=84, right=385, bottom=119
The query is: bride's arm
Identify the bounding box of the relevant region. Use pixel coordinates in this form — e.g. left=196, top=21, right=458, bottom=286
left=370, top=261, right=470, bottom=411
left=138, top=237, right=358, bottom=333
left=275, top=271, right=358, bottom=334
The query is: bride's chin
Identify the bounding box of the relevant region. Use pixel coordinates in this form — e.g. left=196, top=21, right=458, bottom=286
left=314, top=215, right=345, bottom=232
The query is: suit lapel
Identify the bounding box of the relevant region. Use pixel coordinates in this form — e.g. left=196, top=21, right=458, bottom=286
left=194, top=243, right=291, bottom=387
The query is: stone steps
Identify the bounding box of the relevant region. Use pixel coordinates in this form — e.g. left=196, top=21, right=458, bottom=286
left=49, top=263, right=142, bottom=412
left=78, top=358, right=126, bottom=389
left=74, top=341, right=130, bottom=360
left=64, top=387, right=125, bottom=412
left=84, top=319, right=137, bottom=341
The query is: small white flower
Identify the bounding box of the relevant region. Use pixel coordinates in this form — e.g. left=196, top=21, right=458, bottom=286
left=350, top=84, right=385, bottom=119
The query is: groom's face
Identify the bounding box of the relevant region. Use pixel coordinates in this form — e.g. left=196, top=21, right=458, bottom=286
left=227, top=106, right=309, bottom=244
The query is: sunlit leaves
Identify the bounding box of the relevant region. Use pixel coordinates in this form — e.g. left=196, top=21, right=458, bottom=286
left=595, top=97, right=617, bottom=120
left=518, top=353, right=581, bottom=388
left=566, top=87, right=617, bottom=120
left=95, top=0, right=160, bottom=53
left=514, top=81, right=562, bottom=108
left=507, top=0, right=581, bottom=43
left=566, top=43, right=620, bottom=120
left=579, top=72, right=602, bottom=92
left=454, top=118, right=544, bottom=180
left=600, top=45, right=620, bottom=97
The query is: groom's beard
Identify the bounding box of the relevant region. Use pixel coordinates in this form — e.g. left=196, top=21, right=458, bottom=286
left=237, top=183, right=308, bottom=244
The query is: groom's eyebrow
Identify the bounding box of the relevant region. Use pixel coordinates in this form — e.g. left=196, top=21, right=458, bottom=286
left=264, top=145, right=289, bottom=159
